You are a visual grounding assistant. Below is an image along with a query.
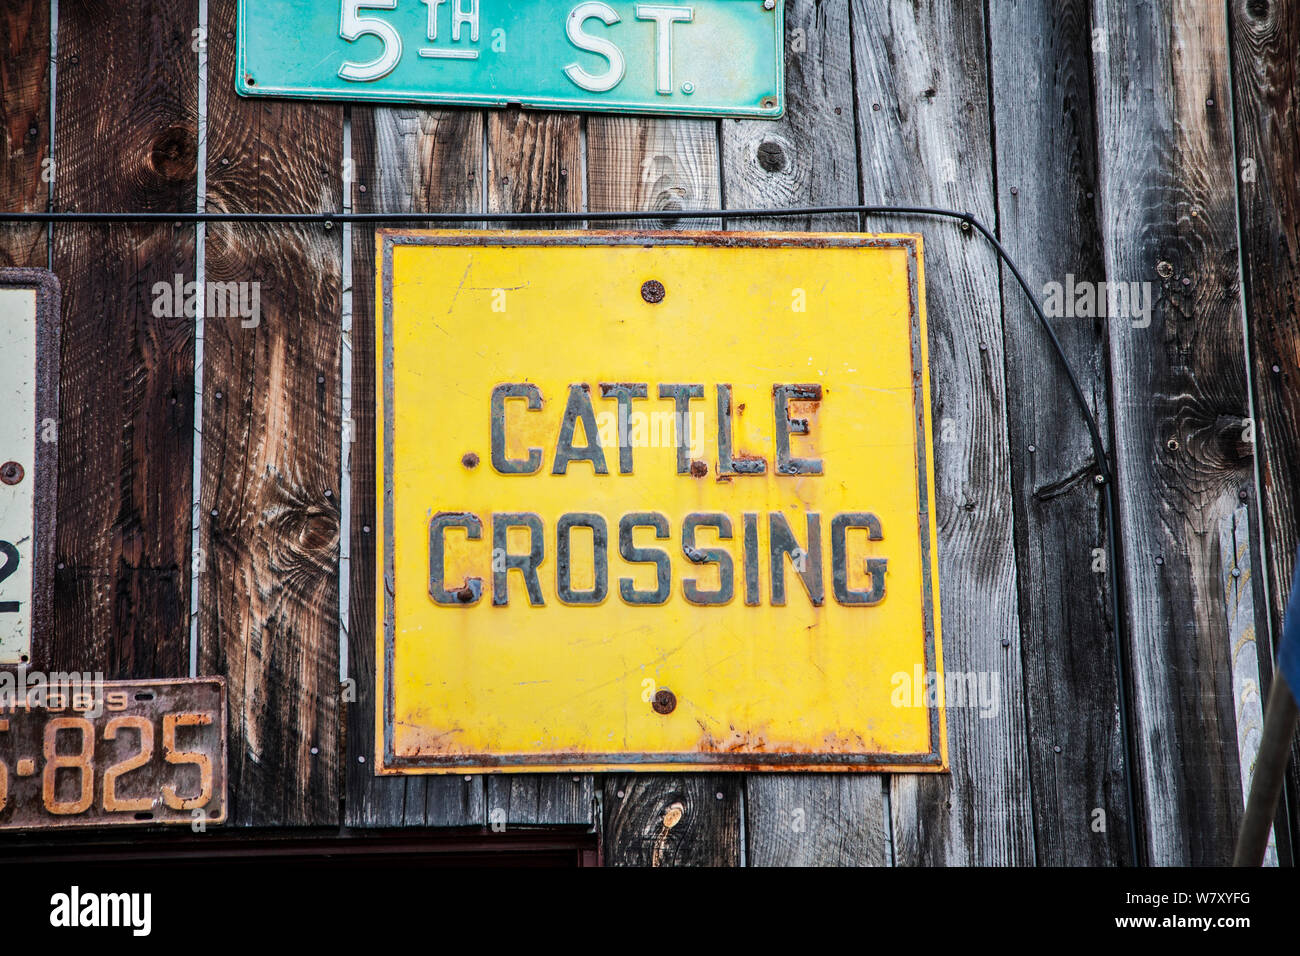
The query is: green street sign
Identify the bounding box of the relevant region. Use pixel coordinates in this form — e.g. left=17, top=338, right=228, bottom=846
left=236, top=1, right=785, bottom=118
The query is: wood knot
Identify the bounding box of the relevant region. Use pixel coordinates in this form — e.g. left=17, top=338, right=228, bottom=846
left=1212, top=414, right=1254, bottom=462
left=662, top=801, right=684, bottom=829
left=150, top=126, right=197, bottom=182
left=297, top=508, right=338, bottom=552
left=757, top=140, right=787, bottom=173
left=272, top=502, right=340, bottom=576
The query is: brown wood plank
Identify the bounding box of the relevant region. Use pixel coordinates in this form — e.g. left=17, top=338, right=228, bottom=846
left=587, top=117, right=719, bottom=229
left=584, top=113, right=742, bottom=858
left=603, top=775, right=742, bottom=867
left=200, top=0, right=341, bottom=826
left=48, top=0, right=197, bottom=677
left=987, top=0, right=1131, bottom=864
left=721, top=0, right=888, bottom=866
left=849, top=0, right=1034, bottom=865
left=1228, top=0, right=1300, bottom=858
left=0, top=0, right=48, bottom=268
left=1090, top=0, right=1263, bottom=864
left=347, top=105, right=487, bottom=828
left=486, top=109, right=582, bottom=228
left=482, top=107, right=592, bottom=826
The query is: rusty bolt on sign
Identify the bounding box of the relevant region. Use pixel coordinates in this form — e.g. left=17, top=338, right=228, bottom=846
left=652, top=689, right=677, bottom=714
left=0, top=461, right=23, bottom=485
left=641, top=279, right=666, bottom=304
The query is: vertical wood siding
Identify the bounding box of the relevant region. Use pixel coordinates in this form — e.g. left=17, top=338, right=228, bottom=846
left=850, top=0, right=1034, bottom=866
left=200, top=0, right=342, bottom=825
left=1092, top=0, right=1260, bottom=865
left=988, top=0, right=1130, bottom=865
left=1228, top=0, right=1300, bottom=854
left=1, top=0, right=1293, bottom=861
left=50, top=0, right=197, bottom=677
left=0, top=0, right=48, bottom=269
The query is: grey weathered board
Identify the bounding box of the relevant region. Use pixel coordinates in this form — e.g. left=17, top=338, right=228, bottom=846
left=987, top=0, right=1130, bottom=865
left=850, top=0, right=1035, bottom=865
left=1091, top=0, right=1266, bottom=865
left=1228, top=0, right=1300, bottom=854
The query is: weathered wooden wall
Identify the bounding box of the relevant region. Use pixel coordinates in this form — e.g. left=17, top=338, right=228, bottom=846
left=2, top=0, right=1297, bottom=865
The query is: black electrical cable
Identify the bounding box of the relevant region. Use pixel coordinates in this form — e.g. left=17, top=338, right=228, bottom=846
left=0, top=202, right=1142, bottom=864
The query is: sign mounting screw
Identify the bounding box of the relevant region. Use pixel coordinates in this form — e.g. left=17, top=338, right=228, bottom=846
left=641, top=279, right=666, bottom=304
left=652, top=689, right=677, bottom=714
left=0, top=461, right=23, bottom=485
left=764, top=0, right=775, bottom=8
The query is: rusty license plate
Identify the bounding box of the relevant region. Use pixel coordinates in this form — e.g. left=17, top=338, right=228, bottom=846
left=0, top=677, right=226, bottom=829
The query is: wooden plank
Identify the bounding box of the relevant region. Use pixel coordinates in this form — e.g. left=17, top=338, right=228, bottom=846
left=986, top=0, right=1130, bottom=864
left=199, top=0, right=341, bottom=825
left=746, top=775, right=888, bottom=867
left=584, top=113, right=742, bottom=858
left=0, top=0, right=48, bottom=268
left=603, top=775, right=742, bottom=867
left=488, top=775, right=594, bottom=831
left=721, top=0, right=856, bottom=232
left=1218, top=505, right=1277, bottom=865
left=849, top=0, right=1034, bottom=865
left=587, top=117, right=720, bottom=229
left=48, top=0, right=196, bottom=677
left=721, top=0, right=887, bottom=866
left=1090, top=0, right=1261, bottom=865
left=347, top=105, right=487, bottom=827
left=482, top=107, right=592, bottom=826
left=1228, top=0, right=1300, bottom=858
left=486, top=109, right=582, bottom=228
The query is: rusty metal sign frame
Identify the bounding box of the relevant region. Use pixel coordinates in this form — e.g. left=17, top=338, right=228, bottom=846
left=0, top=268, right=60, bottom=667
left=376, top=230, right=943, bottom=774
left=0, top=677, right=227, bottom=830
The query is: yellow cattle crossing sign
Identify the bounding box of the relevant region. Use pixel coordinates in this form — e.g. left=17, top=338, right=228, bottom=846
left=376, top=231, right=946, bottom=773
